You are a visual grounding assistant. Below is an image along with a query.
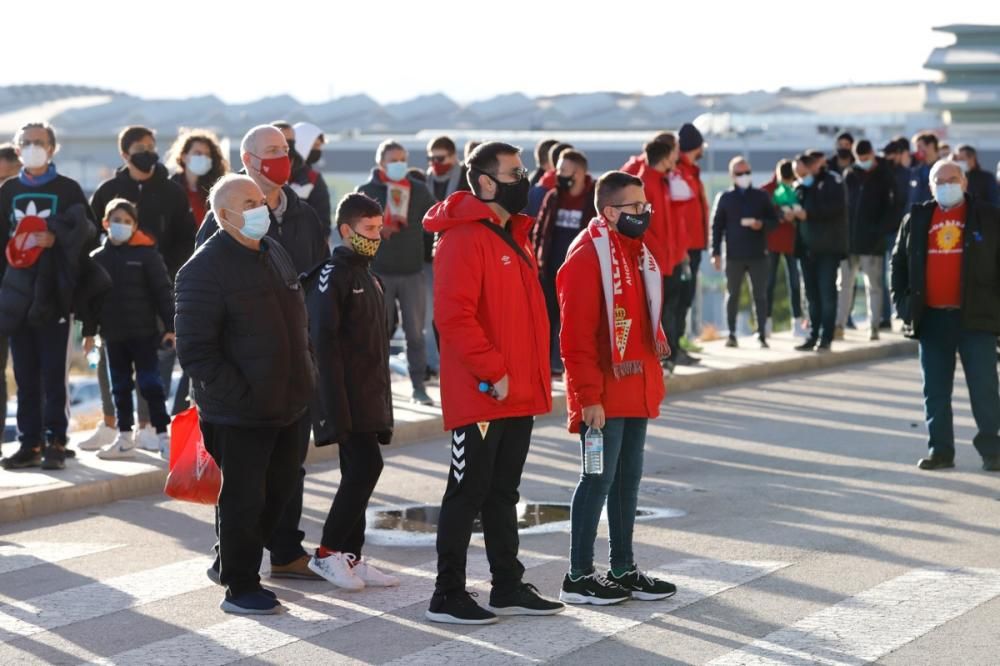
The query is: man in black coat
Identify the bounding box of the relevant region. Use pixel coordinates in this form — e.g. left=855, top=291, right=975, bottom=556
left=711, top=156, right=778, bottom=348
left=836, top=141, right=894, bottom=340
left=301, top=193, right=399, bottom=590
left=195, top=125, right=328, bottom=583
left=956, top=144, right=1000, bottom=206
left=175, top=174, right=316, bottom=615
left=794, top=152, right=848, bottom=352
left=891, top=160, right=1000, bottom=473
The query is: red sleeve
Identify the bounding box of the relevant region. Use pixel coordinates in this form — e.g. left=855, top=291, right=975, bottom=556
left=434, top=228, right=507, bottom=383
left=643, top=179, right=671, bottom=271
left=557, top=246, right=604, bottom=408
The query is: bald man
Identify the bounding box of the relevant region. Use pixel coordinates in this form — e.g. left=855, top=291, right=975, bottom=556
left=176, top=174, right=317, bottom=614
left=891, top=160, right=1000, bottom=473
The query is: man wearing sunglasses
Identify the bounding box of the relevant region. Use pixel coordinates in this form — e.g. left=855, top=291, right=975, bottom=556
left=423, top=141, right=562, bottom=625
left=711, top=157, right=777, bottom=348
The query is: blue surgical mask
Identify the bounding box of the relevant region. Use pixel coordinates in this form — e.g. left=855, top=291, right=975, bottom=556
left=800, top=174, right=815, bottom=187
left=385, top=161, right=408, bottom=182
left=953, top=159, right=969, bottom=174
left=856, top=159, right=874, bottom=171
left=224, top=205, right=270, bottom=241
left=108, top=222, right=134, bottom=244
left=934, top=183, right=964, bottom=209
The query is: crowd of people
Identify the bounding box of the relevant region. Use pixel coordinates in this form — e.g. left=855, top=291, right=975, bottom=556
left=0, top=117, right=997, bottom=620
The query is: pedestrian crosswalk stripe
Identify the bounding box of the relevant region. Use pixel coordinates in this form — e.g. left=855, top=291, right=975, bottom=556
left=0, top=558, right=209, bottom=641
left=92, top=552, right=562, bottom=666
left=384, top=559, right=789, bottom=665
left=708, top=567, right=1000, bottom=666
left=0, top=542, right=123, bottom=576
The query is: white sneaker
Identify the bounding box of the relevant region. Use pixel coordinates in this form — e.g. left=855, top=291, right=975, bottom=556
left=308, top=552, right=365, bottom=591
left=157, top=431, right=170, bottom=461
left=353, top=559, right=400, bottom=587
left=97, top=432, right=136, bottom=460
left=135, top=426, right=160, bottom=451
left=78, top=424, right=117, bottom=451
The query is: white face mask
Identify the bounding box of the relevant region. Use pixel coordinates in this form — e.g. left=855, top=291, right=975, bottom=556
left=108, top=222, right=134, bottom=244
left=186, top=154, right=212, bottom=176
left=734, top=174, right=753, bottom=189
left=20, top=144, right=48, bottom=170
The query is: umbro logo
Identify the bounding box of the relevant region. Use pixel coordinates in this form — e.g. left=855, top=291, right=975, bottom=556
left=501, top=255, right=512, bottom=266
left=353, top=288, right=364, bottom=294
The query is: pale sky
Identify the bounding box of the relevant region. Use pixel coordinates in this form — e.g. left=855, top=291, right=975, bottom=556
left=7, top=0, right=1000, bottom=104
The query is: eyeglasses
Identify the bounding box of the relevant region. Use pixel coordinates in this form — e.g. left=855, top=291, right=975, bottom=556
left=734, top=171, right=752, bottom=177
left=17, top=139, right=48, bottom=148
left=484, top=167, right=529, bottom=183
left=427, top=155, right=448, bottom=164
left=610, top=202, right=652, bottom=215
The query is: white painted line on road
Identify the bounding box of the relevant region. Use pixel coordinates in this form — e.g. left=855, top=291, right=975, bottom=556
left=708, top=567, right=1000, bottom=666
left=0, top=558, right=210, bottom=642
left=384, top=558, right=790, bottom=665
left=0, top=542, right=123, bottom=576
left=92, top=552, right=562, bottom=666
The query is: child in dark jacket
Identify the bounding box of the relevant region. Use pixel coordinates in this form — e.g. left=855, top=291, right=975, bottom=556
left=303, top=193, right=398, bottom=591
left=82, top=199, right=175, bottom=460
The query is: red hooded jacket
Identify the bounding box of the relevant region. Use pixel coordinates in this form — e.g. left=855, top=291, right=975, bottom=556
left=621, top=154, right=646, bottom=176
left=424, top=192, right=552, bottom=431
left=637, top=163, right=683, bottom=274
left=672, top=154, right=709, bottom=251
left=557, top=225, right=665, bottom=433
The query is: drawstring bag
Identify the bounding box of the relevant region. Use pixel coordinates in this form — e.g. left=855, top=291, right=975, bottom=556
left=164, top=407, right=221, bottom=505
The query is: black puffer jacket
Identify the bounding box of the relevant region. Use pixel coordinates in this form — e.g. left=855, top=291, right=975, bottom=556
left=303, top=246, right=393, bottom=446
left=796, top=169, right=848, bottom=258
left=196, top=183, right=328, bottom=274
left=845, top=159, right=896, bottom=256
left=891, top=196, right=1000, bottom=338
left=175, top=230, right=316, bottom=427
left=90, top=164, right=196, bottom=278
left=83, top=240, right=174, bottom=342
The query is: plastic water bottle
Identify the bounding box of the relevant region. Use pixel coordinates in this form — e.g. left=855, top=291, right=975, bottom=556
left=86, top=345, right=101, bottom=370
left=583, top=426, right=604, bottom=475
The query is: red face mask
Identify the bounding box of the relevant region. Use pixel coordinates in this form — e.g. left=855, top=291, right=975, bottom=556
left=249, top=153, right=291, bottom=186
left=914, top=150, right=926, bottom=163
left=431, top=161, right=452, bottom=176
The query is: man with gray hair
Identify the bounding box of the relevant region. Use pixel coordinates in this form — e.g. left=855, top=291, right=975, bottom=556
left=891, top=160, right=1000, bottom=472
left=357, top=139, right=436, bottom=406
left=176, top=173, right=317, bottom=614
left=195, top=125, right=327, bottom=581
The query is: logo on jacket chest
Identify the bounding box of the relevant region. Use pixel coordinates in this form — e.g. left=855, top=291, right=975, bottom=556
left=501, top=255, right=512, bottom=267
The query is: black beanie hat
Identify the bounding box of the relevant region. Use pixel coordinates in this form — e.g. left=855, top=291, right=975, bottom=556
left=678, top=123, right=704, bottom=152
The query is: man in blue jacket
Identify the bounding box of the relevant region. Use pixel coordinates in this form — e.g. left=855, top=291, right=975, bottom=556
left=711, top=156, right=777, bottom=348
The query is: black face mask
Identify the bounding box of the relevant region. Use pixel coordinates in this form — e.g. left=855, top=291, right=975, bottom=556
left=837, top=148, right=852, bottom=160
left=616, top=211, right=651, bottom=238
left=307, top=148, right=322, bottom=165
left=556, top=175, right=573, bottom=192
left=130, top=151, right=159, bottom=173
left=478, top=171, right=531, bottom=215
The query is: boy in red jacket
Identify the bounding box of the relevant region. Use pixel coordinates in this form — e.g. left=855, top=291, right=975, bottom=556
left=423, top=142, right=563, bottom=625
left=557, top=171, right=677, bottom=605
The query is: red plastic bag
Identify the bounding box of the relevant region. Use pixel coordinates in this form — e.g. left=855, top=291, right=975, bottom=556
left=164, top=407, right=221, bottom=505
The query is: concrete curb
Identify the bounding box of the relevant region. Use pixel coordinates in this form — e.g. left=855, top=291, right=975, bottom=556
left=0, top=338, right=917, bottom=525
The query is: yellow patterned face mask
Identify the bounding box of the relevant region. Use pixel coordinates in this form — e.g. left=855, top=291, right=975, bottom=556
left=350, top=232, right=381, bottom=257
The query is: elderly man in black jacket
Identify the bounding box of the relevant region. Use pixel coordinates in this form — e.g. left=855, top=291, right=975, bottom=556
left=711, top=156, right=777, bottom=348
left=794, top=152, right=848, bottom=352
left=176, top=173, right=317, bottom=615
left=836, top=141, right=894, bottom=341
left=891, top=160, right=1000, bottom=473
left=196, top=125, right=328, bottom=581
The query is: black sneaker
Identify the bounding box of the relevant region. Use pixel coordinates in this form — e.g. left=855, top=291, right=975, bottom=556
left=759, top=337, right=770, bottom=349
left=725, top=335, right=738, bottom=348
left=2, top=445, right=42, bottom=470
left=794, top=339, right=817, bottom=352
left=816, top=341, right=833, bottom=353
left=559, top=571, right=630, bottom=606
left=220, top=590, right=282, bottom=615
left=426, top=590, right=498, bottom=625
left=488, top=582, right=564, bottom=616
left=608, top=566, right=678, bottom=601
left=982, top=457, right=1000, bottom=472
left=918, top=456, right=956, bottom=471
left=41, top=443, right=67, bottom=470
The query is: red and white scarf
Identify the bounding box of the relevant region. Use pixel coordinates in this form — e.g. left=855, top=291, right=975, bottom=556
left=587, top=217, right=670, bottom=378
left=377, top=170, right=411, bottom=237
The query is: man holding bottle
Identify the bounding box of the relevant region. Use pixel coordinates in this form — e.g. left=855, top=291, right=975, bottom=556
left=556, top=170, right=676, bottom=605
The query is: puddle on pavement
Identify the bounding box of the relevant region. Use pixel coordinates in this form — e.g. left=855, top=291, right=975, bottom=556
left=365, top=502, right=685, bottom=546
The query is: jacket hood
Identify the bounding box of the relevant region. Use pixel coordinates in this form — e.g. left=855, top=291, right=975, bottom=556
left=622, top=154, right=646, bottom=175
left=423, top=190, right=534, bottom=235
left=292, top=122, right=323, bottom=162
left=539, top=170, right=558, bottom=189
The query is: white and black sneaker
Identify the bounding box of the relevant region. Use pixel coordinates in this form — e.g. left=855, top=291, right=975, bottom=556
left=608, top=566, right=677, bottom=601
left=426, top=590, right=498, bottom=625
left=559, top=571, right=630, bottom=606
left=487, top=582, right=564, bottom=616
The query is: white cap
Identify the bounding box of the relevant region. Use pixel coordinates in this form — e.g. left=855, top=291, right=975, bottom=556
left=292, top=122, right=324, bottom=162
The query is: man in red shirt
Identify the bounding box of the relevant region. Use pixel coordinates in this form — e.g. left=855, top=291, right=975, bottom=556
left=423, top=142, right=564, bottom=624
left=891, top=160, right=1000, bottom=472
left=557, top=170, right=676, bottom=605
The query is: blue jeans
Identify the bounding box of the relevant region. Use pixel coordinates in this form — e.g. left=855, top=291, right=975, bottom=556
left=106, top=336, right=169, bottom=433
left=569, top=418, right=647, bottom=572
left=800, top=254, right=840, bottom=344
left=918, top=308, right=1000, bottom=461
left=10, top=318, right=70, bottom=446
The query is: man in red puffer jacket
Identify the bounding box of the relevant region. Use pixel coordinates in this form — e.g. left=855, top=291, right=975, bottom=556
left=422, top=142, right=563, bottom=626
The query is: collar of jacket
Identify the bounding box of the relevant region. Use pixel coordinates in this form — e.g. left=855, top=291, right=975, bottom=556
left=333, top=244, right=372, bottom=266
left=116, top=162, right=169, bottom=185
